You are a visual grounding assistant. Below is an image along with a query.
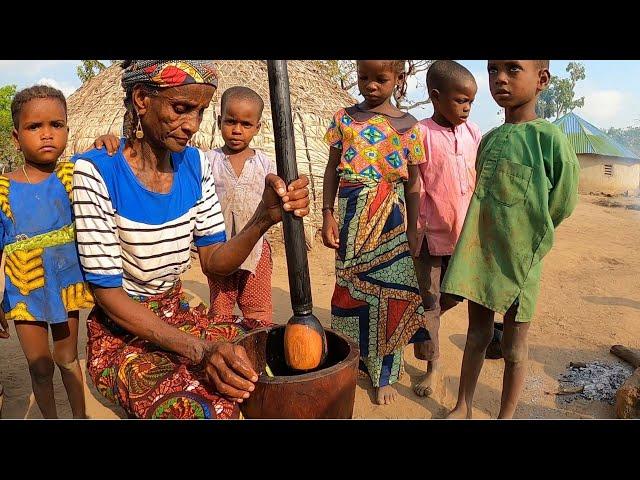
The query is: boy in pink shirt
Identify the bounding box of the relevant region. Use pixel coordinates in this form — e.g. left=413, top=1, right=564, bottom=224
left=407, top=61, right=482, bottom=397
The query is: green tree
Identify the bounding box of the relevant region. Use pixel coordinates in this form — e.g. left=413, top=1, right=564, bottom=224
left=0, top=85, right=21, bottom=172
left=536, top=62, right=586, bottom=120
left=605, top=126, right=640, bottom=157
left=77, top=60, right=107, bottom=83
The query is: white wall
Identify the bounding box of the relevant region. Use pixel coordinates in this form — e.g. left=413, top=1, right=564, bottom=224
left=577, top=154, right=640, bottom=195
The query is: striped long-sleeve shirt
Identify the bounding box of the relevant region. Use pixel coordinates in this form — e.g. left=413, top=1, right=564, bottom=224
left=72, top=139, right=226, bottom=297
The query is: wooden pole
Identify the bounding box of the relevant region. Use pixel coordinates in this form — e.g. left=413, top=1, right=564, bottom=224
left=267, top=60, right=327, bottom=371
left=267, top=60, right=313, bottom=315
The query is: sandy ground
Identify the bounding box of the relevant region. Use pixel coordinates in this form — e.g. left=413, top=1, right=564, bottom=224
left=1, top=194, right=639, bottom=419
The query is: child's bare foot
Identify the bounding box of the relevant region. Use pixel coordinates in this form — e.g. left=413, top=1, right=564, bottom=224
left=413, top=373, right=433, bottom=397
left=446, top=405, right=471, bottom=419
left=376, top=385, right=398, bottom=405
left=414, top=359, right=440, bottom=397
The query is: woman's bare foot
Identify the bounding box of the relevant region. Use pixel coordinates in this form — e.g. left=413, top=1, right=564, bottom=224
left=446, top=405, right=471, bottom=419
left=376, top=385, right=398, bottom=405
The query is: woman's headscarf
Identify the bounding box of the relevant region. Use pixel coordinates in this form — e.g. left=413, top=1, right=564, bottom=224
left=121, top=60, right=218, bottom=91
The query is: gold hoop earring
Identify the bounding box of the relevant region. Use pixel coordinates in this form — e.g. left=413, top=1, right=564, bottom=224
left=135, top=117, right=144, bottom=140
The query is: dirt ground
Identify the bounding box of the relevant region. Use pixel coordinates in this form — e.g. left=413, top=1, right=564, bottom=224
left=1, top=193, right=639, bottom=419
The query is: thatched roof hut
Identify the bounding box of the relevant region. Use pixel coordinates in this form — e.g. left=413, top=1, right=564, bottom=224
left=64, top=61, right=357, bottom=233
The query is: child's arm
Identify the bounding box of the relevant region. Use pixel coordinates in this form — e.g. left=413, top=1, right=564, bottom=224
left=0, top=256, right=6, bottom=337
left=0, top=310, right=6, bottom=338
left=92, top=134, right=120, bottom=156
left=0, top=238, right=7, bottom=338
left=321, top=147, right=341, bottom=249
left=405, top=122, right=428, bottom=256
left=548, top=134, right=580, bottom=228
left=406, top=165, right=421, bottom=256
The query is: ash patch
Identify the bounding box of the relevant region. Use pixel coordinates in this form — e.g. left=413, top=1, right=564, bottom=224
left=558, top=361, right=633, bottom=405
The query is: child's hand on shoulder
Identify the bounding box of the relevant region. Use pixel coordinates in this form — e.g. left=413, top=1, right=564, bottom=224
left=0, top=310, right=9, bottom=339
left=322, top=209, right=340, bottom=249
left=93, top=134, right=120, bottom=156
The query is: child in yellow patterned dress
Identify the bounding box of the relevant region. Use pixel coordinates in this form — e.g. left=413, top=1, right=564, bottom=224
left=0, top=85, right=93, bottom=418
left=322, top=60, right=430, bottom=405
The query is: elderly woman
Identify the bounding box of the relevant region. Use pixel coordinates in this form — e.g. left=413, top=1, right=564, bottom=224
left=72, top=60, right=309, bottom=419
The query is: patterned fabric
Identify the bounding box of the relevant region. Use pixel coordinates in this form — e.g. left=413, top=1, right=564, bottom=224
left=330, top=174, right=429, bottom=387
left=72, top=140, right=226, bottom=296
left=205, top=148, right=275, bottom=274
left=360, top=350, right=405, bottom=388
left=324, top=108, right=425, bottom=183
left=86, top=280, right=270, bottom=419
left=4, top=223, right=74, bottom=257
left=121, top=60, right=218, bottom=90
left=0, top=162, right=93, bottom=324
left=208, top=240, right=273, bottom=323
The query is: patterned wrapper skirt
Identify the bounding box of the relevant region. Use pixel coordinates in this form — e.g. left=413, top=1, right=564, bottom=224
left=86, top=281, right=270, bottom=419
left=331, top=174, right=429, bottom=387
left=208, top=240, right=273, bottom=323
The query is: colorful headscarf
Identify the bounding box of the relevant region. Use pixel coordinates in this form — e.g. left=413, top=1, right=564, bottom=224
left=121, top=60, right=218, bottom=91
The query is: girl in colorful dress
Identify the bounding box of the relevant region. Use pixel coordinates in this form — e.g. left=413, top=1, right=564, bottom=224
left=0, top=85, right=93, bottom=418
left=322, top=60, right=430, bottom=405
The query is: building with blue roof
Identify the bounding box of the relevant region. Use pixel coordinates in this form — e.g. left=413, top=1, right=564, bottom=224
left=554, top=112, right=639, bottom=195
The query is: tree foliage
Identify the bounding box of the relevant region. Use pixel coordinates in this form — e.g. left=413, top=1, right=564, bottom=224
left=605, top=125, right=640, bottom=157
left=0, top=85, right=21, bottom=171
left=536, top=62, right=586, bottom=120
left=77, top=60, right=108, bottom=83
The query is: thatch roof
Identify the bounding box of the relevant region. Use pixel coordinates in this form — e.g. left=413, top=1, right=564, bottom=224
left=64, top=61, right=357, bottom=232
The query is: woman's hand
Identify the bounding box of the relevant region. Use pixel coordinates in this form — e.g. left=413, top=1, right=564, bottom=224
left=322, top=211, right=340, bottom=249
left=93, top=134, right=120, bottom=156
left=201, top=340, right=259, bottom=403
left=261, top=174, right=310, bottom=225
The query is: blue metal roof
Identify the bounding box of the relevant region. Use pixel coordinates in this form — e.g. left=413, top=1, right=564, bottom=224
left=553, top=112, right=639, bottom=160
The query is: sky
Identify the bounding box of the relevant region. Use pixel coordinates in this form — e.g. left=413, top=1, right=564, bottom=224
left=1, top=60, right=638, bottom=135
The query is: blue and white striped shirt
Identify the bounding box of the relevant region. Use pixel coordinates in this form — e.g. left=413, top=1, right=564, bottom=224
left=72, top=139, right=226, bottom=296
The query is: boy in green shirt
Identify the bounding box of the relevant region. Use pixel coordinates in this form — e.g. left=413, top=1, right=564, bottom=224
left=442, top=60, right=580, bottom=419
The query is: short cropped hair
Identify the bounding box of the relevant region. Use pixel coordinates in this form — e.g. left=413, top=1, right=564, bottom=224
left=11, top=84, right=67, bottom=128
left=426, top=60, right=476, bottom=93
left=220, top=86, right=264, bottom=118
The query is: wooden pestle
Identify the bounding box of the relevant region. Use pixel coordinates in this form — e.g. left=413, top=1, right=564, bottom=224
left=267, top=60, right=327, bottom=372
